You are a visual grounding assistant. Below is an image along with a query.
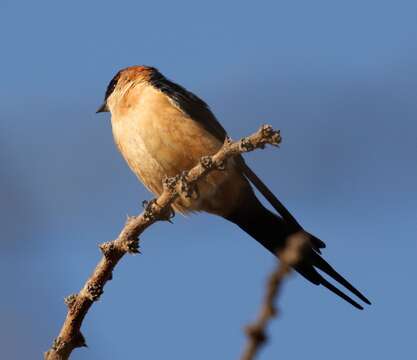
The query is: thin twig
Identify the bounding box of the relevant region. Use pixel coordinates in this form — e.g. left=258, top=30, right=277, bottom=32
left=44, top=124, right=281, bottom=360
left=240, top=232, right=309, bottom=360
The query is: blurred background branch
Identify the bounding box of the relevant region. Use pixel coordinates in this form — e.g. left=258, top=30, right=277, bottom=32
left=240, top=232, right=308, bottom=360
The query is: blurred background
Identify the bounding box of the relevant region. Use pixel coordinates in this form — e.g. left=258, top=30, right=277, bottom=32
left=1, top=1, right=416, bottom=359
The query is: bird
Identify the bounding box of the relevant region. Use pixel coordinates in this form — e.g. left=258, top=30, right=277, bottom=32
left=97, top=65, right=371, bottom=310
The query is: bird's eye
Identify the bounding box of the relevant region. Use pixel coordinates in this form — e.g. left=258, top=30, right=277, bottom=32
left=104, top=73, right=121, bottom=100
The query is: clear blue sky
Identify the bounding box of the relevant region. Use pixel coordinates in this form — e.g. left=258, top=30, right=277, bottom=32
left=1, top=1, right=416, bottom=359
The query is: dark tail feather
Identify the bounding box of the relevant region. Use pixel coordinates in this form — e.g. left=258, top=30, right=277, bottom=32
left=296, top=262, right=364, bottom=310
left=311, top=251, right=371, bottom=305
left=319, top=276, right=364, bottom=310
left=225, top=190, right=370, bottom=309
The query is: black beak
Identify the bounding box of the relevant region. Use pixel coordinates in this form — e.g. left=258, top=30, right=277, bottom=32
left=96, top=103, right=109, bottom=113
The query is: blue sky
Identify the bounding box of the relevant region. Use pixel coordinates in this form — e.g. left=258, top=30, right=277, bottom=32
left=1, top=1, right=416, bottom=359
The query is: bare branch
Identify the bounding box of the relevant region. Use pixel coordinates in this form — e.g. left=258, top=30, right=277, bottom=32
left=44, top=125, right=281, bottom=360
left=239, top=232, right=309, bottom=360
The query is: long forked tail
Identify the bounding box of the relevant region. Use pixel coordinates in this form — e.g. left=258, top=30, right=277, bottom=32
left=224, top=191, right=371, bottom=310
left=296, top=250, right=371, bottom=309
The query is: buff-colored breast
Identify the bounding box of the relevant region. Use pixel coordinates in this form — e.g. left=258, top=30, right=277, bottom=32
left=110, top=83, right=248, bottom=215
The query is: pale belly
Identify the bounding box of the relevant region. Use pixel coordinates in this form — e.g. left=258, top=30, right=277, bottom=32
left=110, top=101, right=247, bottom=215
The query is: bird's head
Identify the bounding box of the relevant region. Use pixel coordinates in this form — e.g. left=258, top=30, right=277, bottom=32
left=96, top=65, right=156, bottom=114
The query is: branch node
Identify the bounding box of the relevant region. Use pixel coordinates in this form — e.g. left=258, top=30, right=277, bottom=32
left=162, top=175, right=178, bottom=192
left=178, top=172, right=198, bottom=199
left=260, top=124, right=281, bottom=146
left=223, top=135, right=233, bottom=147
left=64, top=294, right=78, bottom=310
left=74, top=331, right=87, bottom=348
left=245, top=325, right=267, bottom=344
left=240, top=137, right=255, bottom=152
left=86, top=283, right=104, bottom=302
left=125, top=237, right=141, bottom=254
left=142, top=199, right=158, bottom=221
left=201, top=155, right=227, bottom=171
left=200, top=155, right=214, bottom=170
left=99, top=241, right=116, bottom=258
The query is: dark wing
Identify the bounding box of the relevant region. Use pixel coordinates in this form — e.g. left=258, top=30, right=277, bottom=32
left=149, top=68, right=228, bottom=141
left=148, top=68, right=306, bottom=235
